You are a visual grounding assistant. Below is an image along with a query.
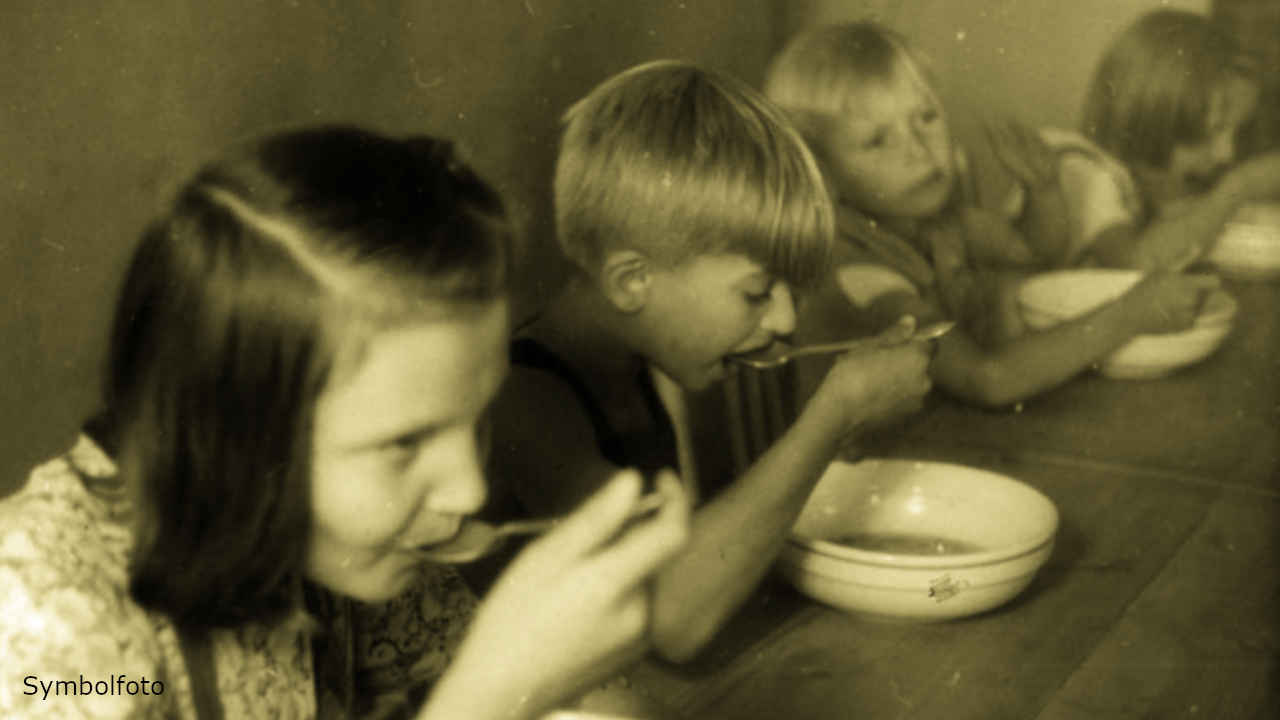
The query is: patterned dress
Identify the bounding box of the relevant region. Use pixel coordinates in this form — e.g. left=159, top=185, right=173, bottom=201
left=0, top=435, right=478, bottom=719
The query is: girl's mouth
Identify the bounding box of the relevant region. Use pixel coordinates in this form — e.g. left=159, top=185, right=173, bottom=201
left=401, top=518, right=464, bottom=552
left=911, top=169, right=946, bottom=192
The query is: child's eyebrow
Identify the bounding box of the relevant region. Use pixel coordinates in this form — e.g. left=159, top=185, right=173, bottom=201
left=739, top=273, right=777, bottom=291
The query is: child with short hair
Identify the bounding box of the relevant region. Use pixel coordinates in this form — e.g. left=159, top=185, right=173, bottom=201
left=489, top=60, right=933, bottom=663
left=0, top=126, right=689, bottom=719
left=1054, top=8, right=1280, bottom=270
left=764, top=21, right=1221, bottom=409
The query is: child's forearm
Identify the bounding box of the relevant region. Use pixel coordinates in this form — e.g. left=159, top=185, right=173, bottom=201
left=1018, top=185, right=1072, bottom=266
left=648, top=391, right=848, bottom=662
left=1092, top=188, right=1240, bottom=270
left=933, top=299, right=1145, bottom=408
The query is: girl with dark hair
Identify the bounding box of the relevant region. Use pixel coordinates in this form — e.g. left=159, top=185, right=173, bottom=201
left=0, top=125, right=689, bottom=719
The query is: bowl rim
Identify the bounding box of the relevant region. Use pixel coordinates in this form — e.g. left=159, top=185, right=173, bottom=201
left=786, top=458, right=1061, bottom=570
left=1023, top=279, right=1237, bottom=336
left=1017, top=268, right=1144, bottom=316
left=785, top=534, right=1056, bottom=571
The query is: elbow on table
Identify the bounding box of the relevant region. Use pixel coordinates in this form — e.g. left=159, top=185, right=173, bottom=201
left=945, top=358, right=1028, bottom=410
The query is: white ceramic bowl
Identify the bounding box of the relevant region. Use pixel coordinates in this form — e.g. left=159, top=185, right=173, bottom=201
left=778, top=459, right=1058, bottom=622
left=1205, top=204, right=1280, bottom=279
left=1017, top=269, right=1237, bottom=379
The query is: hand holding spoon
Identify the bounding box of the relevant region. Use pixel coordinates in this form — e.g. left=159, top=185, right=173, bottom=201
left=730, top=319, right=955, bottom=370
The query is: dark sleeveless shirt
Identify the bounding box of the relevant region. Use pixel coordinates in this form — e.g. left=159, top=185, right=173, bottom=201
left=509, top=338, right=678, bottom=477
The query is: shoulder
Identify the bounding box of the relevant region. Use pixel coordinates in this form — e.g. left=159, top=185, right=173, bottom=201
left=1041, top=129, right=1135, bottom=197
left=491, top=345, right=624, bottom=512
left=0, top=446, right=175, bottom=718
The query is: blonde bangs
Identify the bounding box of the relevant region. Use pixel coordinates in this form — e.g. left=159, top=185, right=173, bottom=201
left=765, top=22, right=940, bottom=143
left=556, top=60, right=834, bottom=288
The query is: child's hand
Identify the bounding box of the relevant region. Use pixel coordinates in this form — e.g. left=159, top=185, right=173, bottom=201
left=815, top=320, right=933, bottom=440
left=961, top=207, right=1038, bottom=267
left=1123, top=273, right=1220, bottom=335
left=427, top=470, right=690, bottom=720
left=983, top=120, right=1072, bottom=265
left=1218, top=151, right=1280, bottom=205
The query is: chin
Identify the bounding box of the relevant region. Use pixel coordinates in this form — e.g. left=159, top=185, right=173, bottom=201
left=692, top=367, right=724, bottom=390
left=313, top=557, right=422, bottom=603
left=914, top=179, right=955, bottom=217
left=349, top=568, right=421, bottom=603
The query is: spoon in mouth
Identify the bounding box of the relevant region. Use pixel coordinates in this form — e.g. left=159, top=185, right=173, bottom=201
left=414, top=492, right=667, bottom=564
left=730, top=319, right=955, bottom=371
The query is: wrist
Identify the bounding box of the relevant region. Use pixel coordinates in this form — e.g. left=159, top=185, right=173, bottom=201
left=1112, top=286, right=1161, bottom=335
left=802, top=380, right=864, bottom=449
left=418, top=651, right=541, bottom=720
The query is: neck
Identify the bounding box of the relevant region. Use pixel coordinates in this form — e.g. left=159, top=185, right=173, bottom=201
left=881, top=214, right=922, bottom=239
left=525, top=273, right=646, bottom=386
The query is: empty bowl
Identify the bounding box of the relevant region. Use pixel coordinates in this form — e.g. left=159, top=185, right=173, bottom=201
left=1017, top=269, right=1236, bottom=379
left=778, top=459, right=1058, bottom=622
left=1204, top=203, right=1280, bottom=279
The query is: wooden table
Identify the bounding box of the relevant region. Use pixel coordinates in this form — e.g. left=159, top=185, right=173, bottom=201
left=633, top=280, right=1280, bottom=719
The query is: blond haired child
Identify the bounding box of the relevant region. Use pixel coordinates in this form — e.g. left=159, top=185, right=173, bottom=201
left=764, top=21, right=1220, bottom=409
left=1051, top=8, right=1280, bottom=270
left=489, top=60, right=932, bottom=663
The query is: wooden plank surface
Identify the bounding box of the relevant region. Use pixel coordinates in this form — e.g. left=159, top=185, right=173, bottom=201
left=1035, top=488, right=1280, bottom=720
left=645, top=282, right=1280, bottom=719
left=889, top=281, right=1280, bottom=492
left=638, top=454, right=1219, bottom=719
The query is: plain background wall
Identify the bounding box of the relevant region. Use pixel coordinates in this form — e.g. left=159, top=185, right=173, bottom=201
left=779, top=0, right=1209, bottom=129
left=0, top=1, right=780, bottom=495
left=0, top=0, right=1227, bottom=496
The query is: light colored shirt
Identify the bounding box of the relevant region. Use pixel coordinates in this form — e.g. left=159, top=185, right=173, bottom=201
left=1040, top=127, right=1145, bottom=265
left=0, top=435, right=477, bottom=719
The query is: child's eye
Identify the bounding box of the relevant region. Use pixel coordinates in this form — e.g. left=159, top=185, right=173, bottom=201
left=385, top=427, right=439, bottom=461
left=743, top=289, right=772, bottom=306
left=919, top=108, right=939, bottom=124
left=861, top=132, right=887, bottom=151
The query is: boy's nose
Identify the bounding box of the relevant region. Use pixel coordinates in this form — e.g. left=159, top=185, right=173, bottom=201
left=904, top=123, right=936, bottom=164
left=761, top=283, right=796, bottom=337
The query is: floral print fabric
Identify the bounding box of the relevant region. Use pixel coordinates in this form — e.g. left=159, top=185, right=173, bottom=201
left=0, top=436, right=477, bottom=719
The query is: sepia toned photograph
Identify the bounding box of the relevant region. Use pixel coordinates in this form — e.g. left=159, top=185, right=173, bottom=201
left=2, top=1, right=1277, bottom=718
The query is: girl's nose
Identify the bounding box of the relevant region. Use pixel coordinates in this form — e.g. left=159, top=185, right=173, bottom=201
left=426, top=432, right=489, bottom=516
left=760, top=283, right=796, bottom=337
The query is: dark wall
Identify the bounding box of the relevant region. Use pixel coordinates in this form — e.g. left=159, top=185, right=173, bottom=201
left=1, top=1, right=780, bottom=494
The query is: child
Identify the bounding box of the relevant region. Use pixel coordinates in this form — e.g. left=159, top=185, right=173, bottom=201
left=487, top=60, right=934, bottom=664
left=0, top=126, right=689, bottom=719
left=763, top=21, right=1221, bottom=409
left=1051, top=8, right=1280, bottom=270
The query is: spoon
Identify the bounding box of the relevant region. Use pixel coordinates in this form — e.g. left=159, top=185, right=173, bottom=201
left=414, top=492, right=667, bottom=564
left=730, top=320, right=956, bottom=371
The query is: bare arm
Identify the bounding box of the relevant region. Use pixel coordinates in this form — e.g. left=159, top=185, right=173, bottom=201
left=1088, top=151, right=1280, bottom=270
left=1087, top=194, right=1238, bottom=271
left=420, top=470, right=690, bottom=720
left=930, top=273, right=1220, bottom=408
left=492, top=346, right=930, bottom=663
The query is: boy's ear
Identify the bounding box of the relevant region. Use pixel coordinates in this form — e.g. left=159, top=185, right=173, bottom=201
left=601, top=249, right=652, bottom=313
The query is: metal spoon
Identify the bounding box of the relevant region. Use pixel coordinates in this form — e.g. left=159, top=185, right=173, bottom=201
left=730, top=320, right=956, bottom=371
left=414, top=492, right=667, bottom=564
